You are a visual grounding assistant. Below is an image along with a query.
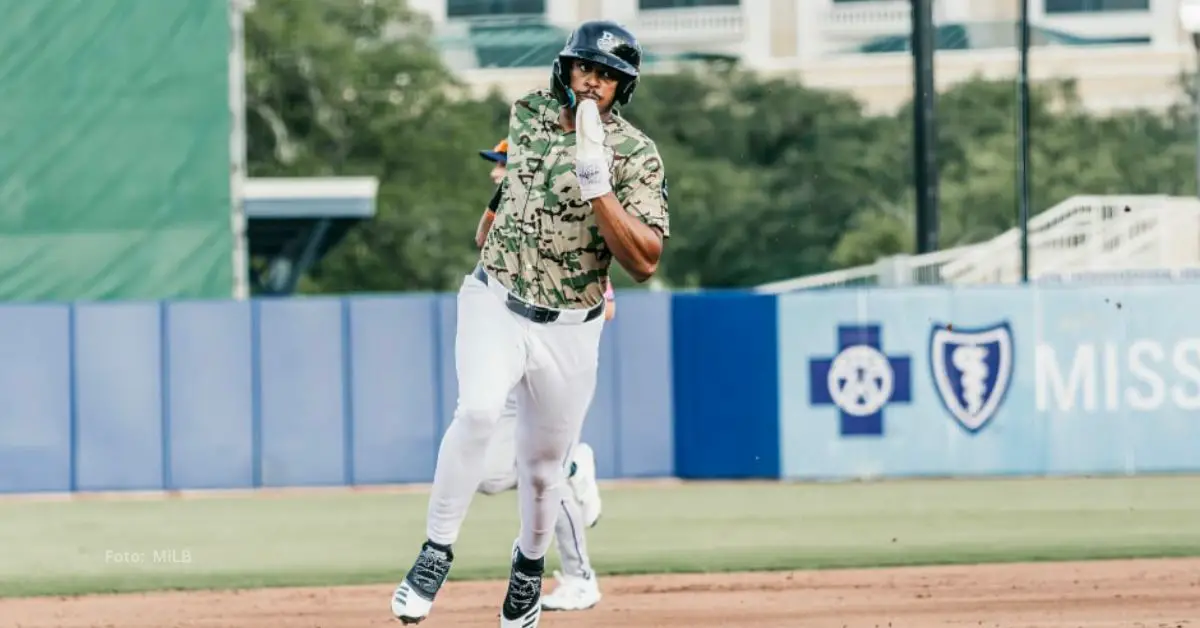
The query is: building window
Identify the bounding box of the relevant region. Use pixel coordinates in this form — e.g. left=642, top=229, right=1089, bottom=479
left=1043, top=0, right=1148, bottom=13
left=447, top=0, right=546, bottom=18
left=638, top=0, right=739, bottom=10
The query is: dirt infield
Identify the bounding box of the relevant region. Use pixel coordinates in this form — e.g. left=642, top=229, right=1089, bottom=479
left=4, top=557, right=1198, bottom=628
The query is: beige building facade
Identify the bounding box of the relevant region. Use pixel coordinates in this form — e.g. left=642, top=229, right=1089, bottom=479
left=410, top=0, right=1200, bottom=113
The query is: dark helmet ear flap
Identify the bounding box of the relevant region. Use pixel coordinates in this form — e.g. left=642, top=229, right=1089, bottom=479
left=616, top=76, right=638, bottom=106
left=549, top=57, right=577, bottom=108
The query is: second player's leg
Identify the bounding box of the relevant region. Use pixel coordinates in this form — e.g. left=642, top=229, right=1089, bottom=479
left=554, top=491, right=594, bottom=579
left=540, top=492, right=603, bottom=611
left=541, top=441, right=603, bottom=611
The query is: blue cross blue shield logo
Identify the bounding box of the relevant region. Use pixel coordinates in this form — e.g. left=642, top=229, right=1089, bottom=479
left=810, top=324, right=912, bottom=437
left=928, top=321, right=1014, bottom=434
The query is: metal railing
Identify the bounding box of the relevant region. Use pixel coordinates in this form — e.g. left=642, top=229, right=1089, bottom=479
left=634, top=5, right=744, bottom=44
left=755, top=194, right=1200, bottom=293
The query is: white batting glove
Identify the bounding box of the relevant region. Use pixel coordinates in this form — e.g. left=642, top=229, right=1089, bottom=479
left=574, top=99, right=611, bottom=201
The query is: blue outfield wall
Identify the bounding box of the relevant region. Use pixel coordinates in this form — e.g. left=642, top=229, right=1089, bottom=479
left=4, top=283, right=1200, bottom=493
left=0, top=293, right=675, bottom=493
left=671, top=293, right=780, bottom=480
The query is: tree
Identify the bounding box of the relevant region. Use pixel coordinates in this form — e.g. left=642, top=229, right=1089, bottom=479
left=244, top=0, right=508, bottom=294
left=831, top=76, right=1198, bottom=269
left=623, top=63, right=904, bottom=287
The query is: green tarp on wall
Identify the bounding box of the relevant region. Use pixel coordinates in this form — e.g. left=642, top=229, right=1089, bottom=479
left=0, top=0, right=233, bottom=301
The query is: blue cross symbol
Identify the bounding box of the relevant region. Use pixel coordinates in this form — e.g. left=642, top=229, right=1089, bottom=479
left=809, top=324, right=912, bottom=437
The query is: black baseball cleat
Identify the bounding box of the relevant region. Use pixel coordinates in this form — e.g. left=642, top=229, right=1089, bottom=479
left=391, top=541, right=453, bottom=624
left=499, top=543, right=544, bottom=628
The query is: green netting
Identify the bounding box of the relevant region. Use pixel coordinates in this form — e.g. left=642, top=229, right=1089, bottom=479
left=468, top=23, right=566, bottom=68
left=854, top=21, right=1152, bottom=54
left=0, top=0, right=233, bottom=301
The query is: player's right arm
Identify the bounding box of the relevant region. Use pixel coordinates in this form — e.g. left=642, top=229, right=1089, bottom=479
left=474, top=211, right=493, bottom=249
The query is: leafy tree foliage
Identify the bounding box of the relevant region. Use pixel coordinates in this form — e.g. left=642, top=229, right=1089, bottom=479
left=245, top=0, right=509, bottom=292
left=244, top=0, right=1199, bottom=293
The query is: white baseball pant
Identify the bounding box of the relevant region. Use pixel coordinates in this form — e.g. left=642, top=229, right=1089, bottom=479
left=425, top=270, right=604, bottom=562
left=478, top=389, right=595, bottom=578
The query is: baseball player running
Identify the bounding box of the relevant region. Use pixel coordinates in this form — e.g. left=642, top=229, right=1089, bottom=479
left=390, top=19, right=668, bottom=628
left=474, top=137, right=608, bottom=612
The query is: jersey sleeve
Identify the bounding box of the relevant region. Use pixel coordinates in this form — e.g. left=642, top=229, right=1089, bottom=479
left=614, top=141, right=670, bottom=238
left=487, top=181, right=505, bottom=212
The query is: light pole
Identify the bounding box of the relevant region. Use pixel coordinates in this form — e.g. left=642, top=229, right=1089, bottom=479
left=1017, top=0, right=1031, bottom=283
left=1180, top=0, right=1200, bottom=197
left=911, top=0, right=939, bottom=257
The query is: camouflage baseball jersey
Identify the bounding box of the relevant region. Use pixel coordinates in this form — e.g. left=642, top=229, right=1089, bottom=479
left=480, top=89, right=669, bottom=310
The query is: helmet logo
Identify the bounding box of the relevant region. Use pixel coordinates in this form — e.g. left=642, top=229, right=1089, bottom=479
left=596, top=31, right=622, bottom=53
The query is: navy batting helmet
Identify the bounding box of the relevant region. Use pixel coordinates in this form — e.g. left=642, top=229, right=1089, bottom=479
left=551, top=20, right=643, bottom=109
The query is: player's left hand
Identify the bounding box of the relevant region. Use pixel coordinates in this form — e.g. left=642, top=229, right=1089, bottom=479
left=574, top=99, right=611, bottom=201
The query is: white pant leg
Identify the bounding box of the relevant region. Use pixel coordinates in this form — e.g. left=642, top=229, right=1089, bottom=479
left=477, top=389, right=520, bottom=495
left=554, top=481, right=594, bottom=577
left=514, top=316, right=604, bottom=560
left=425, top=274, right=527, bottom=546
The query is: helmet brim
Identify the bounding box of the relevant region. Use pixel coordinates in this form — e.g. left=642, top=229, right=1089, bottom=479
left=561, top=48, right=639, bottom=78
left=479, top=150, right=507, bottom=164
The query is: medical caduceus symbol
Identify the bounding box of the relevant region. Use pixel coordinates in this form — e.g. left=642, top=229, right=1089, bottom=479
left=826, top=345, right=894, bottom=417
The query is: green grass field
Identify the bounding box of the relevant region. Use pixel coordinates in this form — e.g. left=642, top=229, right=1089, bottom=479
left=2, top=475, right=1198, bottom=598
